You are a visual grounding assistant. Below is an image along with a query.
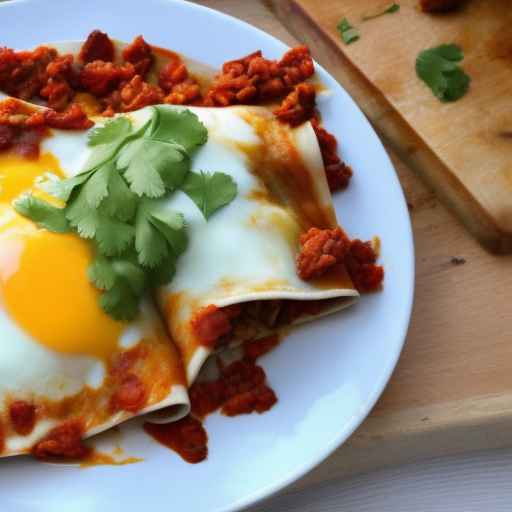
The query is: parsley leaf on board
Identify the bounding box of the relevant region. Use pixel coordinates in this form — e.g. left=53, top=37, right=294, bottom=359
left=182, top=171, right=238, bottom=220
left=13, top=195, right=70, bottom=233
left=15, top=106, right=237, bottom=321
left=337, top=18, right=360, bottom=45
left=416, top=44, right=470, bottom=102
left=362, top=3, right=400, bottom=21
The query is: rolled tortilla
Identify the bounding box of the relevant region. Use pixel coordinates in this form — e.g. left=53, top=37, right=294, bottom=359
left=127, top=105, right=358, bottom=384
left=0, top=297, right=189, bottom=458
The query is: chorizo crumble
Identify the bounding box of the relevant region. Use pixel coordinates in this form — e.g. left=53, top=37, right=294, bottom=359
left=297, top=228, right=384, bottom=292
left=0, top=30, right=350, bottom=191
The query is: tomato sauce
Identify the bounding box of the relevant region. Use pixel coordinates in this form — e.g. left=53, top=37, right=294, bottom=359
left=243, top=334, right=279, bottom=360
left=32, top=420, right=90, bottom=460
left=9, top=400, right=36, bottom=436
left=110, top=374, right=147, bottom=414
left=145, top=336, right=280, bottom=464
left=144, top=416, right=208, bottom=464
left=191, top=304, right=234, bottom=347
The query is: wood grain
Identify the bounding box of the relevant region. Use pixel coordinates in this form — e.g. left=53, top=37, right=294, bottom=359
left=194, top=0, right=512, bottom=499
left=267, top=0, right=512, bottom=253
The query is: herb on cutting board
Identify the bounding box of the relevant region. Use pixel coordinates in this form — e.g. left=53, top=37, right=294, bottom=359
left=362, top=3, right=400, bottom=21
left=416, top=44, right=471, bottom=102
left=337, top=18, right=360, bottom=45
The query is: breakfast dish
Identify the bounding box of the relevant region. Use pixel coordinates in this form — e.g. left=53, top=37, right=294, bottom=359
left=0, top=1, right=415, bottom=510
left=0, top=30, right=385, bottom=462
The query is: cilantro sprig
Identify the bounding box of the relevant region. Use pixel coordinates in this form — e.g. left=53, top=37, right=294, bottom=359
left=362, top=3, right=400, bottom=21
left=14, top=106, right=237, bottom=321
left=416, top=44, right=471, bottom=102
left=337, top=18, right=360, bottom=45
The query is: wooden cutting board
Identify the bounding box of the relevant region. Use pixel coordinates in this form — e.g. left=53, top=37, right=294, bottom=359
left=267, top=0, right=512, bottom=253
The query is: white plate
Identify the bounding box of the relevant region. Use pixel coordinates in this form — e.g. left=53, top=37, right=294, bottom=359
left=0, top=1, right=414, bottom=510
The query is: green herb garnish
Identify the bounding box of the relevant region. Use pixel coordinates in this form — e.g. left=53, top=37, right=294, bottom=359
left=337, top=18, right=360, bottom=45
left=416, top=44, right=470, bottom=102
left=182, top=171, right=237, bottom=220
left=14, top=195, right=70, bottom=233
left=14, top=106, right=237, bottom=321
left=362, top=3, right=400, bottom=21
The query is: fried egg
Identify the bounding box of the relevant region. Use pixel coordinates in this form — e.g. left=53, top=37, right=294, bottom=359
left=0, top=127, right=188, bottom=457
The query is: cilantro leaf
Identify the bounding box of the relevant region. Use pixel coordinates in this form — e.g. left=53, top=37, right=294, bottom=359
left=88, top=117, right=132, bottom=146
left=118, top=138, right=191, bottom=197
left=337, top=18, right=360, bottom=45
left=13, top=195, right=70, bottom=233
left=155, top=145, right=190, bottom=191
left=362, top=3, right=400, bottom=21
left=135, top=201, right=187, bottom=268
left=443, top=68, right=471, bottom=101
left=95, top=218, right=135, bottom=257
left=89, top=255, right=147, bottom=320
left=102, top=165, right=138, bottom=222
left=149, top=210, right=187, bottom=257
left=117, top=139, right=164, bottom=198
left=85, top=164, right=111, bottom=208
left=111, top=259, right=147, bottom=295
left=182, top=171, right=237, bottom=220
left=150, top=106, right=208, bottom=152
left=89, top=254, right=147, bottom=320
left=135, top=202, right=169, bottom=268
left=43, top=171, right=94, bottom=202
left=149, top=257, right=176, bottom=287
left=100, top=280, right=139, bottom=321
left=88, top=257, right=116, bottom=291
left=65, top=187, right=100, bottom=238
left=416, top=44, right=470, bottom=102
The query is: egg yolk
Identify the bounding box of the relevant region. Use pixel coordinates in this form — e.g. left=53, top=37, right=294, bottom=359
left=0, top=152, right=63, bottom=203
left=0, top=152, right=126, bottom=360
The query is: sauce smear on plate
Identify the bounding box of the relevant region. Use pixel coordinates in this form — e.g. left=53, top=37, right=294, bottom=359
left=144, top=416, right=208, bottom=464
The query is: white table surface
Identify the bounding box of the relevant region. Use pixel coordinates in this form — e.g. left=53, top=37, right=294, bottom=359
left=249, top=448, right=512, bottom=511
